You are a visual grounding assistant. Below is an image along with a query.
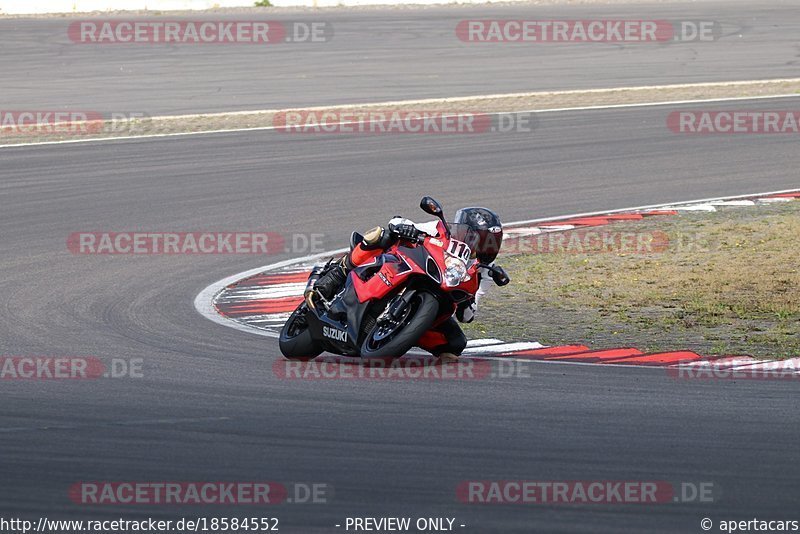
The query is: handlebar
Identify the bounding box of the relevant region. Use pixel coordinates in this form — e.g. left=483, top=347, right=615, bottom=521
left=477, top=263, right=511, bottom=286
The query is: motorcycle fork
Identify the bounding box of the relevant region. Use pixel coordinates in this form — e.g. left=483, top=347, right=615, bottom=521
left=378, top=287, right=415, bottom=324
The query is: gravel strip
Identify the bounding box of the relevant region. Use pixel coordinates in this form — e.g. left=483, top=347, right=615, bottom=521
left=3, top=79, right=799, bottom=145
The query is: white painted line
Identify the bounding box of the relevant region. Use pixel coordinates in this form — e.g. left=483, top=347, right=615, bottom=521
left=661, top=204, right=717, bottom=212
left=536, top=224, right=577, bottom=230
left=465, top=338, right=506, bottom=347
left=3, top=92, right=800, bottom=150
left=514, top=93, right=800, bottom=115
left=218, top=283, right=306, bottom=300
left=241, top=313, right=292, bottom=323
left=55, top=78, right=800, bottom=124
left=709, top=200, right=756, bottom=206
left=504, top=227, right=544, bottom=237
left=0, top=125, right=280, bottom=150
left=758, top=197, right=795, bottom=203
left=462, top=342, right=544, bottom=354
left=138, top=78, right=800, bottom=121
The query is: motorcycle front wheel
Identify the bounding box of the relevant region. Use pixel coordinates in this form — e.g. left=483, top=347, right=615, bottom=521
left=279, top=305, right=323, bottom=361
left=360, top=291, right=438, bottom=359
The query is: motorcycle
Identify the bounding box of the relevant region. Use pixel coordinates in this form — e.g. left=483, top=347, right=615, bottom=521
left=278, top=196, right=510, bottom=361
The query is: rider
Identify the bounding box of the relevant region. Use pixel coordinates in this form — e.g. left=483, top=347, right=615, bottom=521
left=305, top=207, right=504, bottom=361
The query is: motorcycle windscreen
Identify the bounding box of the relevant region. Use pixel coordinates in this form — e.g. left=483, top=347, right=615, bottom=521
left=448, top=222, right=501, bottom=262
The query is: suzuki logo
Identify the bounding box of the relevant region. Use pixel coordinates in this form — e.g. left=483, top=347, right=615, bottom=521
left=323, top=326, right=348, bottom=342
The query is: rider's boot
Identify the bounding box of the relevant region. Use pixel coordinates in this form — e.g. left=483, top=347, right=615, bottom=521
left=311, top=255, right=353, bottom=302
left=437, top=352, right=460, bottom=363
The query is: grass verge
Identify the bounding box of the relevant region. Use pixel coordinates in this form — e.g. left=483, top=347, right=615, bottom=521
left=462, top=199, right=800, bottom=359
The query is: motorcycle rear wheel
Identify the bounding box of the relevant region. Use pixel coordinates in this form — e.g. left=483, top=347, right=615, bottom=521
left=279, top=305, right=323, bottom=361
left=360, top=291, right=438, bottom=359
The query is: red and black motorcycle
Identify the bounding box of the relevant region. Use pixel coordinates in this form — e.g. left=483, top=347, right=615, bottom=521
left=279, top=197, right=509, bottom=361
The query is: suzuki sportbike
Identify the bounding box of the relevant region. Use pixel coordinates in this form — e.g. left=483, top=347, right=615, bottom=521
left=279, top=197, right=509, bottom=360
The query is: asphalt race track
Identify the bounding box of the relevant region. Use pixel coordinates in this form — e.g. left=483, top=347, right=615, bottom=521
left=1, top=94, right=798, bottom=532
left=1, top=0, right=800, bottom=114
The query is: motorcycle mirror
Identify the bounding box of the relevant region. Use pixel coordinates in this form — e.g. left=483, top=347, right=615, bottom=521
left=420, top=196, right=444, bottom=217
left=420, top=196, right=451, bottom=238
left=490, top=266, right=511, bottom=286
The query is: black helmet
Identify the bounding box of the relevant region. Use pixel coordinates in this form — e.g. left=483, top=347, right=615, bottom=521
left=451, top=207, right=503, bottom=264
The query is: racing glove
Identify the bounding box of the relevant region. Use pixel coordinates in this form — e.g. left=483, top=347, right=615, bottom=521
left=391, top=223, right=421, bottom=241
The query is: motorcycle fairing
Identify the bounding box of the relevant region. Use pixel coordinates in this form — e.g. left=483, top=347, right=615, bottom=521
left=351, top=252, right=425, bottom=303
left=305, top=298, right=360, bottom=356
